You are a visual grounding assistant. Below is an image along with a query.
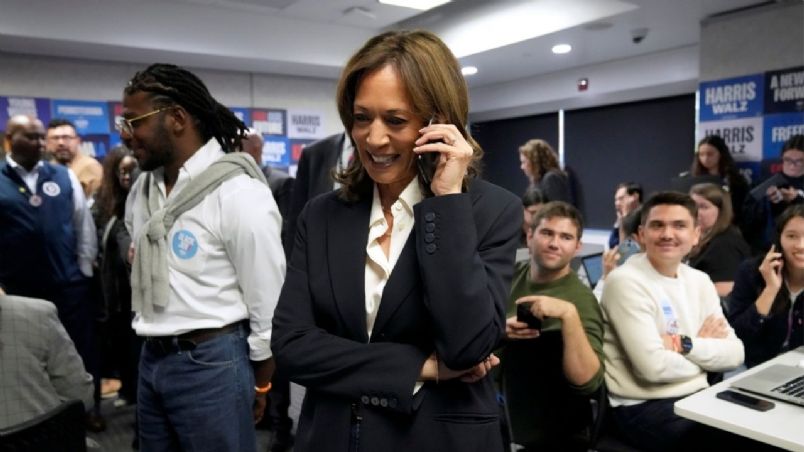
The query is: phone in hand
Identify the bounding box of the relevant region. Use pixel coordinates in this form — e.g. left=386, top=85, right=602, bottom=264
left=617, top=238, right=641, bottom=265
left=416, top=116, right=441, bottom=187
left=716, top=390, right=775, bottom=411
left=516, top=302, right=542, bottom=331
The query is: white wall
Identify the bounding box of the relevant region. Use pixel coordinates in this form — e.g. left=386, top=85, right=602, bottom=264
left=468, top=45, right=699, bottom=122
left=700, top=0, right=804, bottom=82
left=0, top=52, right=343, bottom=136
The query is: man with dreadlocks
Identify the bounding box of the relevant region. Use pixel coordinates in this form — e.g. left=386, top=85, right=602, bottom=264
left=121, top=63, right=285, bottom=451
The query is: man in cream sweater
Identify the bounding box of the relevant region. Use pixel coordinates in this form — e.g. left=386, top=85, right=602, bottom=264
left=601, top=191, right=744, bottom=451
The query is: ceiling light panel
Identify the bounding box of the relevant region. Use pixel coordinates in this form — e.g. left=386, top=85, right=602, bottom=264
left=378, top=0, right=451, bottom=11
left=436, top=0, right=637, bottom=58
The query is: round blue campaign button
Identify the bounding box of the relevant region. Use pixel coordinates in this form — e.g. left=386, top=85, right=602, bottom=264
left=172, top=229, right=199, bottom=259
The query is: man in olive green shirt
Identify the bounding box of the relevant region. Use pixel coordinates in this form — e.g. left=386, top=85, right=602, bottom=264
left=502, top=201, right=604, bottom=451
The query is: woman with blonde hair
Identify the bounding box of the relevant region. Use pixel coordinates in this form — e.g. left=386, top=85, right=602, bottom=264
left=518, top=138, right=571, bottom=203
left=272, top=30, right=521, bottom=452
left=688, top=183, right=750, bottom=297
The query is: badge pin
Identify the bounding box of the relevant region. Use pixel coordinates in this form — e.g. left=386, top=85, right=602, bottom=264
left=42, top=181, right=61, bottom=197
left=29, top=194, right=43, bottom=207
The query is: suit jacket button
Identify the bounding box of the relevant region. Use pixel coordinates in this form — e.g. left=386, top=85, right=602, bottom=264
left=424, top=233, right=435, bottom=243
left=425, top=243, right=437, bottom=254
left=380, top=398, right=388, bottom=407
left=425, top=223, right=435, bottom=232
left=361, top=395, right=370, bottom=405
left=424, top=212, right=436, bottom=222
left=370, top=396, right=380, bottom=406
left=389, top=398, right=398, bottom=408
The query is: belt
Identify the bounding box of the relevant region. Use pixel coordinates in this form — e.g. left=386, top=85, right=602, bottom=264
left=144, top=321, right=244, bottom=354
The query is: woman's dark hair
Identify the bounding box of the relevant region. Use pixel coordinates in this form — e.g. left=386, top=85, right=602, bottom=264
left=768, top=203, right=804, bottom=314
left=333, top=30, right=482, bottom=201
left=124, top=63, right=247, bottom=153
left=616, top=182, right=643, bottom=203
left=522, top=187, right=544, bottom=207
left=621, top=206, right=642, bottom=237
left=782, top=134, right=804, bottom=155
left=95, top=146, right=133, bottom=225
left=692, top=135, right=745, bottom=191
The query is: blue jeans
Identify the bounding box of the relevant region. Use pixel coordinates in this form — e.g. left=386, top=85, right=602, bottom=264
left=137, top=325, right=256, bottom=452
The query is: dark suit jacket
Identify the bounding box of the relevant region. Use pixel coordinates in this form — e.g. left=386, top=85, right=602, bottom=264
left=287, top=133, right=345, bottom=256
left=272, top=179, right=521, bottom=452
left=262, top=166, right=295, bottom=257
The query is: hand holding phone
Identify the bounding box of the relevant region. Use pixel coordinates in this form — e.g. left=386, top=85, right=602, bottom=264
left=516, top=301, right=542, bottom=331
left=416, top=116, right=441, bottom=188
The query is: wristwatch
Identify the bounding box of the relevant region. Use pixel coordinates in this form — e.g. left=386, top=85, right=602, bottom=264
left=679, top=335, right=693, bottom=355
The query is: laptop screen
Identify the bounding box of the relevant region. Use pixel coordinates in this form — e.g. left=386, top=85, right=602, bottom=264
left=582, top=253, right=604, bottom=288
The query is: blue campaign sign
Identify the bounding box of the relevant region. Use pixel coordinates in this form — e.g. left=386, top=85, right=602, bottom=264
left=252, top=109, right=286, bottom=136
left=764, top=66, right=804, bottom=114
left=229, top=107, right=252, bottom=127
left=80, top=134, right=110, bottom=160
left=51, top=100, right=110, bottom=135
left=762, top=112, right=804, bottom=159
left=263, top=136, right=290, bottom=167
left=699, top=74, right=764, bottom=122
left=0, top=96, right=51, bottom=129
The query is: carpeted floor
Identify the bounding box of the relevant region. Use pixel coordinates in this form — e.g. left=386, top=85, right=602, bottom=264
left=87, top=384, right=304, bottom=451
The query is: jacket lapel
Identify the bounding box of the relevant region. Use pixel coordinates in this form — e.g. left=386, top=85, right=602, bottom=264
left=371, top=233, right=418, bottom=338
left=328, top=196, right=371, bottom=343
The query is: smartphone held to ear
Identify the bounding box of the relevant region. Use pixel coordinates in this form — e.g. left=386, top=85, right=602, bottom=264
left=416, top=116, right=441, bottom=187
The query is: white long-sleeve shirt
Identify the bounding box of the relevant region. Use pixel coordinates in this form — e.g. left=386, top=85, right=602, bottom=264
left=601, top=253, right=744, bottom=405
left=127, top=140, right=285, bottom=361
left=6, top=156, right=96, bottom=277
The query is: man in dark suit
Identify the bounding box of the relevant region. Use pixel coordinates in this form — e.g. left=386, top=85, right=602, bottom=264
left=287, top=133, right=349, bottom=251
left=242, top=130, right=295, bottom=257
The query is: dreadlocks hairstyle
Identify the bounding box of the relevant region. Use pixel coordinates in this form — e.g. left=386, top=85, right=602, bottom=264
left=124, top=63, right=247, bottom=153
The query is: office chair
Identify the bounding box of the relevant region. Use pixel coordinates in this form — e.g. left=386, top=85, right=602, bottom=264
left=0, top=399, right=86, bottom=452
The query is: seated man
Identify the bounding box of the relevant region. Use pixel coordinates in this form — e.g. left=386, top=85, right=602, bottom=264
left=503, top=201, right=604, bottom=451
left=601, top=192, right=744, bottom=451
left=609, top=182, right=642, bottom=249
left=0, top=294, right=93, bottom=429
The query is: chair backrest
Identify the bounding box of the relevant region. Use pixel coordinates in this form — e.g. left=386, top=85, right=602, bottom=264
left=0, top=400, right=86, bottom=452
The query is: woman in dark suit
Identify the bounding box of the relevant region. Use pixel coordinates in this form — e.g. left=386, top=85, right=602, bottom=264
left=271, top=30, right=521, bottom=452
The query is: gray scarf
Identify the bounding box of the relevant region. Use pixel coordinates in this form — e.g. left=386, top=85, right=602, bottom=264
left=131, top=152, right=267, bottom=319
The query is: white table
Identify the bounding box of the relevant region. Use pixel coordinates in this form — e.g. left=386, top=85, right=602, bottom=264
left=674, top=347, right=804, bottom=451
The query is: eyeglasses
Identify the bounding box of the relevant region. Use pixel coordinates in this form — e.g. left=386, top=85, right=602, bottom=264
left=783, top=157, right=804, bottom=166
left=46, top=134, right=77, bottom=142
left=115, top=107, right=171, bottom=136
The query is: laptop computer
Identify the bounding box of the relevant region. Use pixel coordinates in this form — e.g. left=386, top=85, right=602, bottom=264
left=580, top=253, right=603, bottom=289
left=730, top=363, right=804, bottom=407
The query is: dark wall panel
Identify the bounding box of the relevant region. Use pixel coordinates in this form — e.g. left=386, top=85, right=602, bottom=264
left=565, top=94, right=695, bottom=229
left=471, top=113, right=559, bottom=197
